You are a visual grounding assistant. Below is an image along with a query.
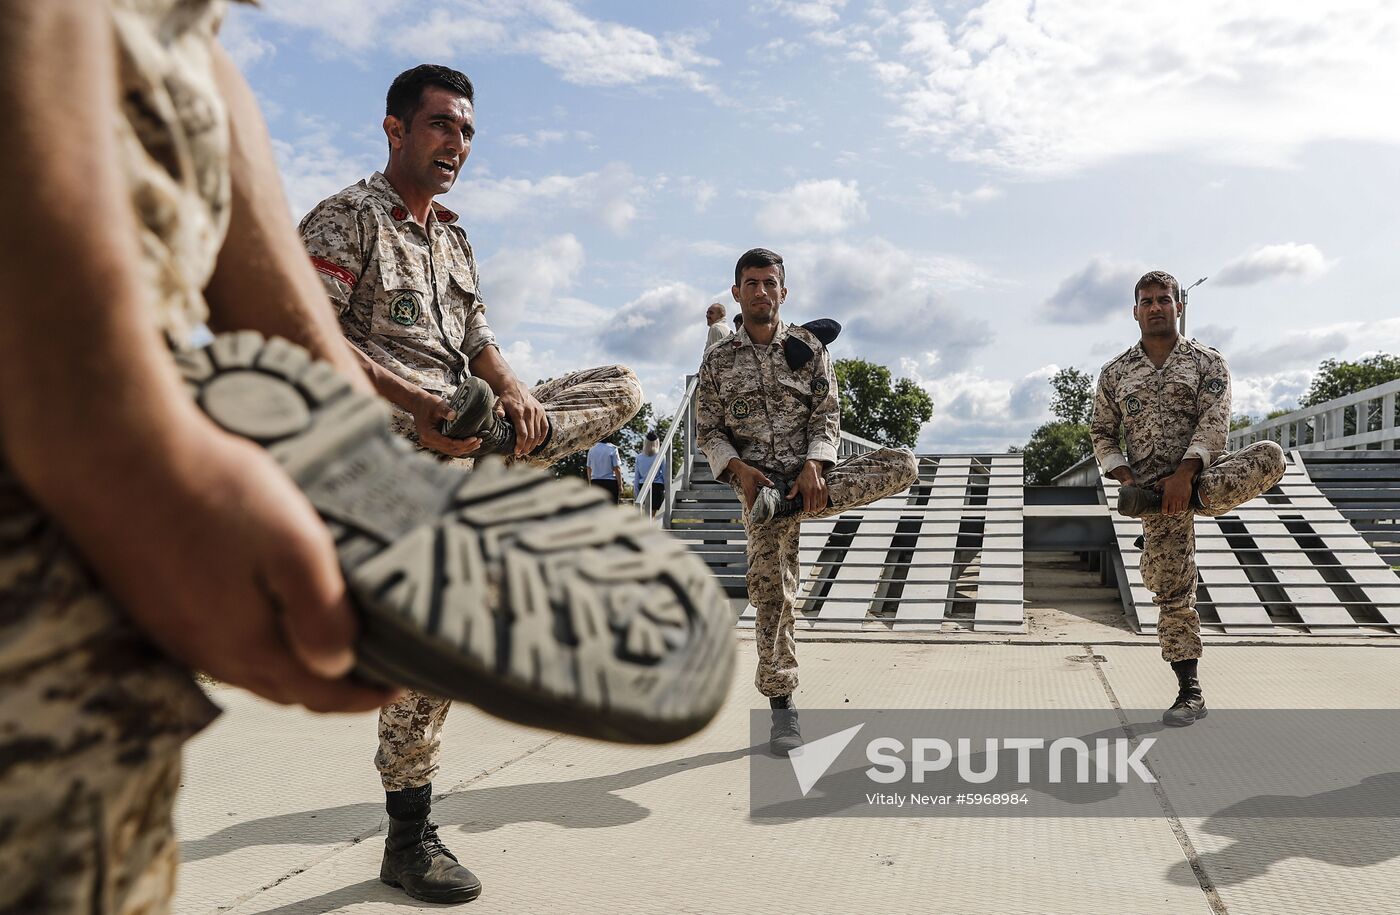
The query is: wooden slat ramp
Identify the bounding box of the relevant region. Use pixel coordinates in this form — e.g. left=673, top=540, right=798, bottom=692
left=1102, top=452, right=1400, bottom=637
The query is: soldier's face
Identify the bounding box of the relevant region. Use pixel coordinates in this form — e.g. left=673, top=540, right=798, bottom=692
left=387, top=87, right=474, bottom=197
left=1133, top=283, right=1180, bottom=337
left=732, top=266, right=786, bottom=326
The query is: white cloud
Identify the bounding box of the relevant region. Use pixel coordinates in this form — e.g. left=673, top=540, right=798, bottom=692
left=906, top=365, right=1061, bottom=452
left=912, top=182, right=1004, bottom=215
left=753, top=179, right=869, bottom=236
left=1213, top=243, right=1335, bottom=286
left=270, top=124, right=380, bottom=219
left=479, top=235, right=589, bottom=332
left=220, top=7, right=276, bottom=68
left=1231, top=331, right=1351, bottom=375
left=449, top=162, right=641, bottom=234
left=763, top=0, right=849, bottom=27
left=502, top=130, right=568, bottom=148
left=1041, top=257, right=1144, bottom=325
left=260, top=0, right=718, bottom=96
left=597, top=282, right=710, bottom=364
left=1190, top=324, right=1237, bottom=351
left=1231, top=371, right=1313, bottom=420
left=781, top=237, right=993, bottom=372
left=879, top=1, right=1400, bottom=176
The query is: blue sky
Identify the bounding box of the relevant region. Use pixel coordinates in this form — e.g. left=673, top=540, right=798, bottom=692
left=226, top=0, right=1400, bottom=451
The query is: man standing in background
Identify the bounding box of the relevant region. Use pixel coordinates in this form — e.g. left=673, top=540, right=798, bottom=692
left=587, top=438, right=623, bottom=503
left=706, top=301, right=732, bottom=350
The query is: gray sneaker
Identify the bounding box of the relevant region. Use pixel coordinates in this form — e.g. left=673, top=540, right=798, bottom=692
left=748, top=486, right=783, bottom=524
left=180, top=332, right=734, bottom=743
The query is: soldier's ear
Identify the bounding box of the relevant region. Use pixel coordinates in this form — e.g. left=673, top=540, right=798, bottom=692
left=384, top=116, right=405, bottom=150
left=731, top=285, right=740, bottom=303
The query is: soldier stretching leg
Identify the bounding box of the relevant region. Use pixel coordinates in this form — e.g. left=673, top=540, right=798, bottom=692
left=1092, top=271, right=1285, bottom=727
left=698, top=248, right=918, bottom=756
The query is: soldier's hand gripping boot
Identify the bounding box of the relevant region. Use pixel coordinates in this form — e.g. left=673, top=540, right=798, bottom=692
left=178, top=332, right=734, bottom=743
left=1115, top=485, right=1162, bottom=518
left=440, top=375, right=552, bottom=457
left=1162, top=658, right=1208, bottom=727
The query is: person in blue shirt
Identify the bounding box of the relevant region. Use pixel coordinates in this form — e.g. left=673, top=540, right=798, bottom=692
left=633, top=430, right=669, bottom=516
left=586, top=439, right=623, bottom=503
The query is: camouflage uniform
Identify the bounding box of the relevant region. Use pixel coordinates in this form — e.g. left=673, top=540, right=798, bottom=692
left=0, top=1, right=237, bottom=910
left=1092, top=337, right=1286, bottom=661
left=697, top=323, right=919, bottom=696
left=299, top=174, right=640, bottom=791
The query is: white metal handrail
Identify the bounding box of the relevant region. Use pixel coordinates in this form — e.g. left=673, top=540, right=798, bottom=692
left=636, top=374, right=700, bottom=523
left=1229, top=377, right=1400, bottom=452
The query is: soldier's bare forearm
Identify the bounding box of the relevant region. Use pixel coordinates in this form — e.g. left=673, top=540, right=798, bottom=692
left=203, top=47, right=370, bottom=393
left=468, top=344, right=524, bottom=397
left=0, top=3, right=200, bottom=489
left=345, top=344, right=437, bottom=416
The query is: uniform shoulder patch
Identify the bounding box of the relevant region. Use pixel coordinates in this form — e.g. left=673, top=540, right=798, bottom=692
left=1124, top=394, right=1144, bottom=416
left=310, top=256, right=357, bottom=288
left=1205, top=377, right=1226, bottom=396
left=730, top=396, right=753, bottom=420
left=813, top=377, right=830, bottom=398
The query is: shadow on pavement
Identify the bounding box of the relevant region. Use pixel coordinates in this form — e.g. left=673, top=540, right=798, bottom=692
left=1169, top=772, right=1400, bottom=887
left=183, top=744, right=761, bottom=864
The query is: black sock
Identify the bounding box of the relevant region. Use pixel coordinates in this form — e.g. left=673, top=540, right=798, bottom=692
left=769, top=695, right=794, bottom=710
left=386, top=783, right=432, bottom=821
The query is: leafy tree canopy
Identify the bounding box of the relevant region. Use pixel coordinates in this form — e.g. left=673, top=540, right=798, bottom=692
left=833, top=358, right=934, bottom=449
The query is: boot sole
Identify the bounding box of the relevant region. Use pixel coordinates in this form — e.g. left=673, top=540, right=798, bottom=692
left=179, top=332, right=734, bottom=743
left=1162, top=706, right=1208, bottom=727
left=441, top=375, right=496, bottom=439
left=380, top=874, right=483, bottom=904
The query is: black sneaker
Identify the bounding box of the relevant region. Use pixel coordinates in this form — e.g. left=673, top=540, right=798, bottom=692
left=180, top=332, right=734, bottom=743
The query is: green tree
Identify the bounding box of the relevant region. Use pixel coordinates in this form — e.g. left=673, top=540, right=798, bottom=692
left=1021, top=420, right=1093, bottom=485
left=1049, top=367, right=1094, bottom=424
left=833, top=358, right=934, bottom=448
left=1300, top=354, right=1400, bottom=407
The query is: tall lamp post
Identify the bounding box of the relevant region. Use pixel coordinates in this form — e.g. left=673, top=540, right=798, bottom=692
left=1180, top=276, right=1208, bottom=336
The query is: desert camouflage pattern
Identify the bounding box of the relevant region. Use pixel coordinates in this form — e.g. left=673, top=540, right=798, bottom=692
left=377, top=363, right=641, bottom=786
left=0, top=1, right=238, bottom=909
left=738, top=450, right=919, bottom=696
left=1091, top=336, right=1232, bottom=484
left=299, top=172, right=496, bottom=396
left=1093, top=339, right=1288, bottom=662
left=697, top=322, right=841, bottom=482
left=376, top=692, right=454, bottom=792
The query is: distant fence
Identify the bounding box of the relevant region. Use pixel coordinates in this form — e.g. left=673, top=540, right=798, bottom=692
left=1229, top=378, right=1400, bottom=452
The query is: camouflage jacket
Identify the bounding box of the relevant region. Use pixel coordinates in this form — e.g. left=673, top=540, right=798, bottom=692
left=1091, top=336, right=1232, bottom=482
left=697, top=321, right=841, bottom=481
left=299, top=173, right=496, bottom=395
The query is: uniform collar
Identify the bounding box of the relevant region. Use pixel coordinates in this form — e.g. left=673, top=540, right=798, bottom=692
left=365, top=171, right=460, bottom=226
left=1129, top=334, right=1190, bottom=366
left=732, top=319, right=788, bottom=348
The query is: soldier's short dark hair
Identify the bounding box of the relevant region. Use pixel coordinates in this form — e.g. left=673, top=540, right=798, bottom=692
left=734, top=248, right=785, bottom=287
left=1134, top=270, right=1180, bottom=304
left=386, top=65, right=475, bottom=125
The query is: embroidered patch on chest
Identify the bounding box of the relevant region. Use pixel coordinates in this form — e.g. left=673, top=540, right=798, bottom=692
left=812, top=378, right=830, bottom=398
left=389, top=292, right=421, bottom=326
left=1125, top=394, right=1144, bottom=416
left=731, top=397, right=753, bottom=419
left=1206, top=377, right=1226, bottom=396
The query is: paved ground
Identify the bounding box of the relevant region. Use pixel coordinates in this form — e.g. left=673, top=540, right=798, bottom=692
left=173, top=556, right=1400, bottom=914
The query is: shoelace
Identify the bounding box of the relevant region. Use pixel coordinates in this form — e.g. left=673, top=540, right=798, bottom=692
left=420, top=821, right=459, bottom=862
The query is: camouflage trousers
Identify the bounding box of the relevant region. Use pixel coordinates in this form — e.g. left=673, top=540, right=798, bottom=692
left=1140, top=441, right=1288, bottom=662
left=0, top=471, right=219, bottom=914
left=377, top=363, right=641, bottom=791
left=390, top=363, right=642, bottom=472
left=737, top=448, right=920, bottom=698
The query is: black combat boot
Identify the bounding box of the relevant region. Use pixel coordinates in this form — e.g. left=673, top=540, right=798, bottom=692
left=769, top=694, right=803, bottom=756
left=381, top=785, right=481, bottom=904
left=1162, top=659, right=1208, bottom=727
left=440, top=375, right=553, bottom=456
left=1117, top=482, right=1206, bottom=518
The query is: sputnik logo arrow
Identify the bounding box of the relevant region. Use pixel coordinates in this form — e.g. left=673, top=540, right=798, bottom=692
left=787, top=723, right=865, bottom=797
